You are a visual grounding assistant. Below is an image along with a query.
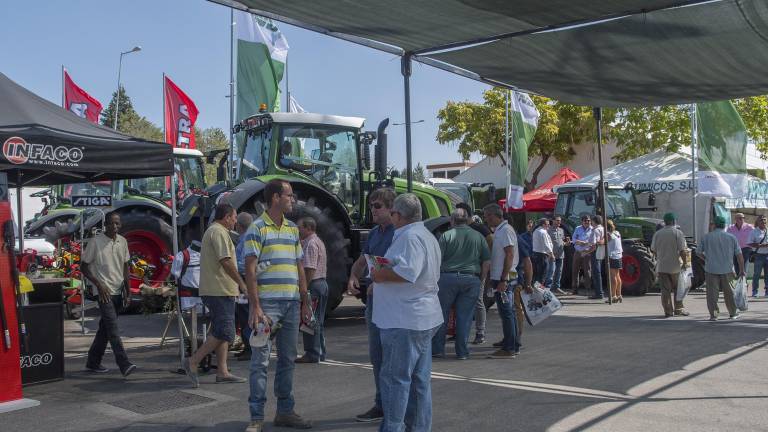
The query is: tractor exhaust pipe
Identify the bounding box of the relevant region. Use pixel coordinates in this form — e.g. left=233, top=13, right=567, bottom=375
left=375, top=118, right=389, bottom=178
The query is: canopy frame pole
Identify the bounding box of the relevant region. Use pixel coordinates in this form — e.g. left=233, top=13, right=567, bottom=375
left=171, top=168, right=186, bottom=369
left=594, top=107, right=611, bottom=304
left=229, top=8, right=236, bottom=184
left=402, top=54, right=413, bottom=192
left=690, top=104, right=698, bottom=242
left=15, top=171, right=23, bottom=265
left=505, top=90, right=510, bottom=210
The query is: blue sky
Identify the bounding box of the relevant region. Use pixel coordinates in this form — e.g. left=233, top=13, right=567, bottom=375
left=1, top=0, right=489, bottom=170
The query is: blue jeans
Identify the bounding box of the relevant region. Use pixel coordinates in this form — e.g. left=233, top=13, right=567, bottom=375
left=752, top=254, right=768, bottom=296
left=248, top=299, right=300, bottom=421
left=302, top=279, right=328, bottom=361
left=492, top=281, right=519, bottom=352
left=547, top=258, right=564, bottom=289
left=591, top=253, right=604, bottom=298
left=379, top=325, right=440, bottom=432
left=433, top=273, right=481, bottom=358
left=366, top=293, right=383, bottom=410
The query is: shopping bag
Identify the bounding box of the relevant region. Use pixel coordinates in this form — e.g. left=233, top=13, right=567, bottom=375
left=734, top=276, right=749, bottom=312
left=675, top=268, right=693, bottom=302
left=521, top=285, right=562, bottom=326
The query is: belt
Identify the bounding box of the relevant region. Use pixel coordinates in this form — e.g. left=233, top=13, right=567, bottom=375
left=442, top=271, right=480, bottom=278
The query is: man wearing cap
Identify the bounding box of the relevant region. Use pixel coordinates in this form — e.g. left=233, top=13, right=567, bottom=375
left=650, top=213, right=689, bottom=317
left=698, top=216, right=745, bottom=320
left=727, top=213, right=753, bottom=272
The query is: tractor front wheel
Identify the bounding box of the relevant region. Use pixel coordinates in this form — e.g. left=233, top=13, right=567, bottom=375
left=620, top=241, right=656, bottom=296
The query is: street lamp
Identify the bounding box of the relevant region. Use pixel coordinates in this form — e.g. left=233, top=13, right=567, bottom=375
left=392, top=119, right=425, bottom=126
left=113, top=45, right=142, bottom=130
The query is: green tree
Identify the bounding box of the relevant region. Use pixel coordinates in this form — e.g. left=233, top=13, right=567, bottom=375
left=396, top=162, right=426, bottom=183
left=121, top=115, right=162, bottom=142
left=101, top=85, right=138, bottom=132
left=437, top=88, right=600, bottom=189
left=195, top=127, right=229, bottom=184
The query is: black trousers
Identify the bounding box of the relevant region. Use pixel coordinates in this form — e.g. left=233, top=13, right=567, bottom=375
left=532, top=252, right=549, bottom=284
left=87, top=295, right=131, bottom=372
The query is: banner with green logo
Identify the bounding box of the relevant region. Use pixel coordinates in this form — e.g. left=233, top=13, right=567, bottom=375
left=696, top=101, right=747, bottom=197
left=506, top=91, right=539, bottom=209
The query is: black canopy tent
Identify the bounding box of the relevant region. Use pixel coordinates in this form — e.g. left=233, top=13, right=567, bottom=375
left=212, top=0, right=768, bottom=187
left=0, top=72, right=173, bottom=187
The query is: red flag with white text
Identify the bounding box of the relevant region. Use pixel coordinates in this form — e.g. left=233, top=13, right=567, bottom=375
left=163, top=76, right=199, bottom=148
left=63, top=70, right=103, bottom=123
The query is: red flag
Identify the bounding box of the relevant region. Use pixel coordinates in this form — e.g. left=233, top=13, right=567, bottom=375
left=164, top=76, right=199, bottom=149
left=63, top=70, right=103, bottom=123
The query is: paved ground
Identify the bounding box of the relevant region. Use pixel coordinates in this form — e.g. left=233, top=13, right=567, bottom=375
left=3, top=291, right=768, bottom=432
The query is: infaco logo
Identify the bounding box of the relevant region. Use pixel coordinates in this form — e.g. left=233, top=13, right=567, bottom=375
left=20, top=353, right=53, bottom=368
left=3, top=136, right=84, bottom=166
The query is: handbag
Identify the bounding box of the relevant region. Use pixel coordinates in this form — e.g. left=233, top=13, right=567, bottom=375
left=521, top=285, right=562, bottom=326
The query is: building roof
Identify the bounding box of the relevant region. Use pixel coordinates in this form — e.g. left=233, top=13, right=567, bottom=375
left=426, top=161, right=475, bottom=170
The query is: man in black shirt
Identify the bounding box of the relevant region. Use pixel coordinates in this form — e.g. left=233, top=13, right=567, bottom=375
left=456, top=203, right=493, bottom=344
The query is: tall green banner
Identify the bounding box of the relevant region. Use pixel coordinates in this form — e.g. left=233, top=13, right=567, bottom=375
left=506, top=91, right=539, bottom=209
left=235, top=10, right=288, bottom=119
left=696, top=100, right=747, bottom=197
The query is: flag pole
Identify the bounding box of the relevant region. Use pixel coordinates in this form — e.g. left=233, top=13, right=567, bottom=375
left=228, top=8, right=236, bottom=184
left=594, top=107, right=611, bottom=304
left=61, top=65, right=65, bottom=108
left=505, top=90, right=510, bottom=211
left=285, top=53, right=289, bottom=112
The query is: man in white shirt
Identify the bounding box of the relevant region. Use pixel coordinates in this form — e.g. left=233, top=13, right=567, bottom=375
left=532, top=218, right=554, bottom=286
left=371, top=193, right=443, bottom=432
left=570, top=216, right=593, bottom=295
left=482, top=203, right=520, bottom=359
left=748, top=216, right=768, bottom=297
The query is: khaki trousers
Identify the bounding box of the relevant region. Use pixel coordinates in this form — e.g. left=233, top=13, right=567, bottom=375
left=658, top=272, right=685, bottom=316
left=571, top=252, right=592, bottom=293
left=704, top=272, right=737, bottom=318
left=514, top=285, right=524, bottom=339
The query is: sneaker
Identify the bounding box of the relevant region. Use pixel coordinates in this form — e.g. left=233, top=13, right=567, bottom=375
left=245, top=420, right=263, bottom=432
left=471, top=334, right=485, bottom=344
left=674, top=310, right=690, bottom=316
left=85, top=364, right=109, bottom=373
left=709, top=316, right=718, bottom=321
left=121, top=364, right=137, bottom=378
left=492, top=340, right=504, bottom=348
left=295, top=355, right=319, bottom=364
left=355, top=406, right=384, bottom=423
left=215, top=374, right=247, bottom=383
left=486, top=349, right=517, bottom=359
left=457, top=355, right=469, bottom=360
left=273, top=411, right=312, bottom=429
left=432, top=353, right=446, bottom=359
left=183, top=358, right=199, bottom=388
left=730, top=313, right=741, bottom=320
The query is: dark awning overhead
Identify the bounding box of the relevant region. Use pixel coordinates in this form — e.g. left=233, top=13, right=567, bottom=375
left=214, top=0, right=768, bottom=106
left=0, top=72, right=173, bottom=187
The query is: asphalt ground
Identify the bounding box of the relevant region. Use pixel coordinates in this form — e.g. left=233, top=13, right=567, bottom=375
left=3, top=290, right=768, bottom=432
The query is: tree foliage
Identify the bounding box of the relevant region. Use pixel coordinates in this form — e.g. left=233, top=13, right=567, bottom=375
left=195, top=127, right=230, bottom=184
left=393, top=162, right=426, bottom=183
left=437, top=88, right=768, bottom=188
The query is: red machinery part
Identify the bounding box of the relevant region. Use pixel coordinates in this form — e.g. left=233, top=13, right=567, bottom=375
left=0, top=200, right=22, bottom=403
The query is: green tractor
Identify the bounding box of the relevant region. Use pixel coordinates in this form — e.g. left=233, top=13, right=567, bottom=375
left=25, top=148, right=206, bottom=309
left=179, top=112, right=457, bottom=310
left=554, top=183, right=704, bottom=295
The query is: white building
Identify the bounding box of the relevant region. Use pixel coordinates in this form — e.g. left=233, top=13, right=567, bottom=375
left=426, top=161, right=475, bottom=179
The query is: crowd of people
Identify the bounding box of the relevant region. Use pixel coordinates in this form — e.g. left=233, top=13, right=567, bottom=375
left=77, top=181, right=760, bottom=432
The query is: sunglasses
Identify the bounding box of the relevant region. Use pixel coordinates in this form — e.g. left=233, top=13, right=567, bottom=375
left=370, top=202, right=384, bottom=210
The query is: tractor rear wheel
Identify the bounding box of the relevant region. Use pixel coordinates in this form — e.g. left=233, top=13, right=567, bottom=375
left=691, top=247, right=705, bottom=289
left=620, top=241, right=656, bottom=296
left=119, top=209, right=174, bottom=312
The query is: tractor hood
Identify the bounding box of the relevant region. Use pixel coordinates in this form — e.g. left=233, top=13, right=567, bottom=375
left=616, top=216, right=663, bottom=243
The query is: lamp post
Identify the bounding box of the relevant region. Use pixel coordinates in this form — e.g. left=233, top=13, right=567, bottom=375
left=113, top=45, right=142, bottom=130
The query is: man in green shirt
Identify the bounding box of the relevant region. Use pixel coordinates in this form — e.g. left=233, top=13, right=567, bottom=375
left=431, top=208, right=490, bottom=359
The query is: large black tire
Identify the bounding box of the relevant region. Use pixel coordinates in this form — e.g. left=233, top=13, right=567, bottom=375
left=118, top=209, right=174, bottom=313
left=620, top=241, right=656, bottom=296
left=289, top=201, right=351, bottom=313
left=690, top=246, right=705, bottom=289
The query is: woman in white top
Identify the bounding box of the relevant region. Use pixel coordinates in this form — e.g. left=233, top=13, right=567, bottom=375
left=606, top=219, right=624, bottom=303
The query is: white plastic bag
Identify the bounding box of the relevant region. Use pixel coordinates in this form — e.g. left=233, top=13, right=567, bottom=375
left=675, top=268, right=693, bottom=302
left=521, top=285, right=562, bottom=326
left=734, top=276, right=749, bottom=311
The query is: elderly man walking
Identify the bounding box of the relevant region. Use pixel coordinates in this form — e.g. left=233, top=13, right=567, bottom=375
left=698, top=215, right=746, bottom=321
left=483, top=204, right=520, bottom=359
left=727, top=212, right=753, bottom=271
left=347, top=188, right=396, bottom=423
left=296, top=216, right=328, bottom=364
left=371, top=193, right=443, bottom=432
left=432, top=208, right=490, bottom=360
left=244, top=180, right=313, bottom=431
left=650, top=213, right=689, bottom=318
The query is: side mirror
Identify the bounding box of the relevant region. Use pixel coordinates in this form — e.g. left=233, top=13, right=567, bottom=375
left=585, top=194, right=595, bottom=206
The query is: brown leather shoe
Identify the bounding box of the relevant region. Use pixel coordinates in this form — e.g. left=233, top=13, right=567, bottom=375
left=274, top=411, right=312, bottom=429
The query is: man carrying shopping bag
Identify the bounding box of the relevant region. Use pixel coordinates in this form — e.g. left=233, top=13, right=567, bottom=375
left=698, top=216, right=745, bottom=321
left=651, top=213, right=690, bottom=318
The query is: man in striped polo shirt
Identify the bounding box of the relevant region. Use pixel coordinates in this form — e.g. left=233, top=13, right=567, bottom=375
left=244, top=179, right=313, bottom=432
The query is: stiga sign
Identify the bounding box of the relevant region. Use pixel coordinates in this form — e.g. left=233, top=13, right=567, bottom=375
left=72, top=195, right=112, bottom=207
left=2, top=136, right=84, bottom=167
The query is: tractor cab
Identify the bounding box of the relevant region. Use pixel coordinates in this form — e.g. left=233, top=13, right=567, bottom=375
left=118, top=148, right=206, bottom=204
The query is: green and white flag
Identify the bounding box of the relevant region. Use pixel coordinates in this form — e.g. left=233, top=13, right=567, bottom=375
left=507, top=90, right=539, bottom=209
left=696, top=101, right=748, bottom=197
left=235, top=10, right=288, bottom=118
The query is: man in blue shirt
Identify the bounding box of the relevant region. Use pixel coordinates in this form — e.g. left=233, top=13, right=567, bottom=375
left=570, top=215, right=594, bottom=295
left=347, top=188, right=396, bottom=423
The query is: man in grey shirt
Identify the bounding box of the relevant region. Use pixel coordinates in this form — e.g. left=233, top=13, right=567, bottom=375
left=698, top=215, right=745, bottom=320
left=650, top=213, right=689, bottom=317
left=547, top=217, right=568, bottom=294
